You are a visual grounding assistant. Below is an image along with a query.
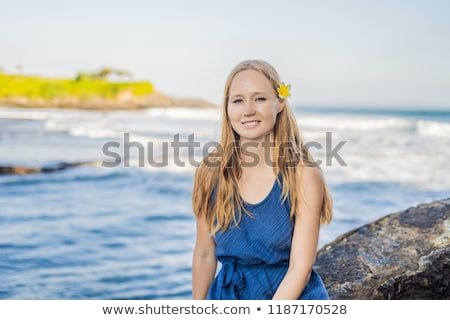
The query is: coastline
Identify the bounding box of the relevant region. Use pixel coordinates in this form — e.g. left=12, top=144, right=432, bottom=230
left=0, top=92, right=218, bottom=111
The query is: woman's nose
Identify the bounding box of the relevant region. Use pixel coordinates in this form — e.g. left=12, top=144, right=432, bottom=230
left=243, top=101, right=256, bottom=116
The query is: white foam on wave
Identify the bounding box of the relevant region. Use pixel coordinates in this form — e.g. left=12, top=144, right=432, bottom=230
left=102, top=132, right=221, bottom=175
left=0, top=108, right=49, bottom=120
left=69, top=126, right=124, bottom=139
left=416, top=120, right=450, bottom=138
left=41, top=107, right=220, bottom=141
left=297, top=114, right=413, bottom=132
left=144, top=107, right=221, bottom=121
left=324, top=141, right=450, bottom=190
left=44, top=117, right=122, bottom=140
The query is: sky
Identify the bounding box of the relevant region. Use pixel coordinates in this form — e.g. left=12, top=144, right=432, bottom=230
left=1, top=0, right=449, bottom=108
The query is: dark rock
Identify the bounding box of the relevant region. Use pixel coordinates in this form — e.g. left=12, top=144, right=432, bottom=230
left=0, top=161, right=100, bottom=175
left=315, top=198, right=450, bottom=299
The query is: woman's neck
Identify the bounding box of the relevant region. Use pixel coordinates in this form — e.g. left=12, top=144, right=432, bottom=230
left=239, top=134, right=276, bottom=170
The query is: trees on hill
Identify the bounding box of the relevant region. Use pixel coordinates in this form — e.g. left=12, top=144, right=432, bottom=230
left=75, top=67, right=132, bottom=81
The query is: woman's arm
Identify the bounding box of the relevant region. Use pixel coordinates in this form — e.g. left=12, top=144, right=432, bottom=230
left=272, top=165, right=324, bottom=299
left=192, top=214, right=217, bottom=299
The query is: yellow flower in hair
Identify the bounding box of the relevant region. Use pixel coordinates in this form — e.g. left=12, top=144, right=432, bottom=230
left=277, top=82, right=291, bottom=99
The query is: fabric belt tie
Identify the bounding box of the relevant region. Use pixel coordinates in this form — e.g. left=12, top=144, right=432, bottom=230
left=216, top=261, right=288, bottom=299
left=217, top=262, right=246, bottom=299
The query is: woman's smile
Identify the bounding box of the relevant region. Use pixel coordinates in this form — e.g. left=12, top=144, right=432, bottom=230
left=242, top=120, right=261, bottom=129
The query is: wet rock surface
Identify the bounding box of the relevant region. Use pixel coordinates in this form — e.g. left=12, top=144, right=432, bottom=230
left=315, top=198, right=450, bottom=299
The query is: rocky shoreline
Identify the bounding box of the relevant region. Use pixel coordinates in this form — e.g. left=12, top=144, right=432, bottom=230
left=0, top=161, right=102, bottom=175
left=0, top=91, right=218, bottom=111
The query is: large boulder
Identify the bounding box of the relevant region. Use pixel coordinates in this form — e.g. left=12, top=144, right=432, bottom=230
left=315, top=198, right=450, bottom=299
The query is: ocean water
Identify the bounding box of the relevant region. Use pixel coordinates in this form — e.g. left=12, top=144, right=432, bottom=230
left=0, top=105, right=449, bottom=299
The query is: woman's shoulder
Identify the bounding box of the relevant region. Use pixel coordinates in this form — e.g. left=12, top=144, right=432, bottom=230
left=295, top=164, right=325, bottom=189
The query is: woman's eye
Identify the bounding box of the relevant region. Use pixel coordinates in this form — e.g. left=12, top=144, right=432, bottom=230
left=255, top=97, right=266, bottom=102
left=232, top=99, right=243, bottom=104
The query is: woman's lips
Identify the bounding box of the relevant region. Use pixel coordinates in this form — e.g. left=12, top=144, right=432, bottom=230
left=242, top=120, right=260, bottom=129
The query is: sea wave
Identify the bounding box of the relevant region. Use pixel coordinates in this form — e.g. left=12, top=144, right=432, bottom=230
left=144, top=107, right=220, bottom=121
left=297, top=115, right=414, bottom=131
left=416, top=120, right=450, bottom=137
left=0, top=108, right=49, bottom=120
left=41, top=108, right=218, bottom=141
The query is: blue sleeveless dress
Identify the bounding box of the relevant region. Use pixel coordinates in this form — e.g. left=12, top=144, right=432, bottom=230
left=206, top=174, right=329, bottom=300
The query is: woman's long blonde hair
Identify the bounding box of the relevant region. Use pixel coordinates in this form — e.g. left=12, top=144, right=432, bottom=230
left=192, top=60, right=332, bottom=234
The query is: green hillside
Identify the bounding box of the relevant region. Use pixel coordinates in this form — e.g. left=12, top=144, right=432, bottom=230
left=0, top=73, right=154, bottom=101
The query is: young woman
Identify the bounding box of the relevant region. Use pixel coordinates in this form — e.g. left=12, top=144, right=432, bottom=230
left=192, top=60, right=332, bottom=300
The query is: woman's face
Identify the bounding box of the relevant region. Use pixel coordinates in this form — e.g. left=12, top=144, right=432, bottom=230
left=227, top=69, right=284, bottom=143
